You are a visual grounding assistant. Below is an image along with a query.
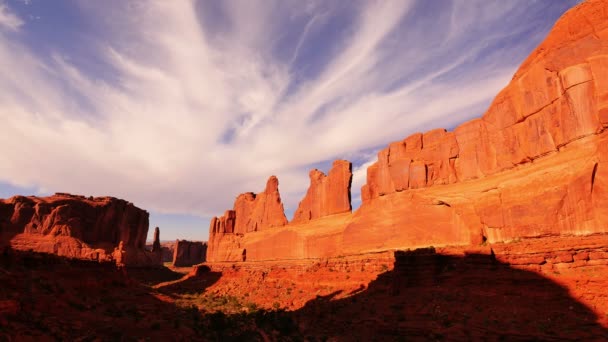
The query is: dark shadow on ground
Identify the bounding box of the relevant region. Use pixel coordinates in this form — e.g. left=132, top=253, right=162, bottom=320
left=0, top=249, right=225, bottom=341
left=126, top=266, right=186, bottom=286
left=2, top=247, right=607, bottom=341
left=285, top=248, right=608, bottom=341
left=155, top=266, right=222, bottom=296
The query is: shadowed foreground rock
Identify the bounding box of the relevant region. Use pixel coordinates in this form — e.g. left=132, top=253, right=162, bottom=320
left=3, top=241, right=607, bottom=340
left=187, top=236, right=608, bottom=340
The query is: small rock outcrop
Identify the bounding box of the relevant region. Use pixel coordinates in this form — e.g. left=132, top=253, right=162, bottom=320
left=292, top=160, right=353, bottom=223
left=172, top=240, right=207, bottom=267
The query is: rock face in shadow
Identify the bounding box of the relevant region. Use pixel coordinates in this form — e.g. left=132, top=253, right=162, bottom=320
left=206, top=0, right=608, bottom=262
left=288, top=248, right=608, bottom=340
left=0, top=249, right=223, bottom=340
left=172, top=240, right=207, bottom=267
left=292, top=160, right=352, bottom=223
left=0, top=193, right=160, bottom=267
left=190, top=236, right=608, bottom=339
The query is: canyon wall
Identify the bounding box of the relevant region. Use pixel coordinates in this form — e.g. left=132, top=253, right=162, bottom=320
left=207, top=0, right=608, bottom=263
left=0, top=193, right=161, bottom=266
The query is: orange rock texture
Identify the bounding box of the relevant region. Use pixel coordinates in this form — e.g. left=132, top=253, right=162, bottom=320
left=0, top=193, right=160, bottom=266
left=206, top=0, right=608, bottom=263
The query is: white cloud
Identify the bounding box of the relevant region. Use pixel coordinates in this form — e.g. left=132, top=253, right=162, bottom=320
left=0, top=0, right=575, bottom=227
left=0, top=3, right=22, bottom=31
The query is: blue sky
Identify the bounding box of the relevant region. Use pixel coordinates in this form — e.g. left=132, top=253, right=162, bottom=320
left=0, top=0, right=579, bottom=242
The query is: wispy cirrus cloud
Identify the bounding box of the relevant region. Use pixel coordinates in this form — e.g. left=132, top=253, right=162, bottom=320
left=0, top=2, right=22, bottom=31
left=0, top=0, right=578, bottom=239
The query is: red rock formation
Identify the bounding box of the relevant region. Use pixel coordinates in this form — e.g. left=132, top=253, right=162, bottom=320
left=207, top=177, right=288, bottom=262
left=206, top=0, right=608, bottom=263
left=292, top=160, right=352, bottom=223
left=232, top=176, right=288, bottom=234
left=345, top=0, right=608, bottom=250
left=0, top=193, right=160, bottom=266
left=172, top=240, right=207, bottom=267
left=362, top=129, right=459, bottom=201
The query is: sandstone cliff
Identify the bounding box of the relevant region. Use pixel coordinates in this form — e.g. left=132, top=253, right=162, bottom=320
left=0, top=193, right=161, bottom=267
left=346, top=0, right=608, bottom=251
left=207, top=0, right=608, bottom=262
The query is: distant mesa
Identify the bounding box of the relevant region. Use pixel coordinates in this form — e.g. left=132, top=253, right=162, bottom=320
left=172, top=240, right=207, bottom=267
left=0, top=193, right=162, bottom=267
left=206, top=0, right=608, bottom=263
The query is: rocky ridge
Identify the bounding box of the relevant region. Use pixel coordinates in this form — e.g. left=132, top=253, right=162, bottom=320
left=206, top=0, right=608, bottom=263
